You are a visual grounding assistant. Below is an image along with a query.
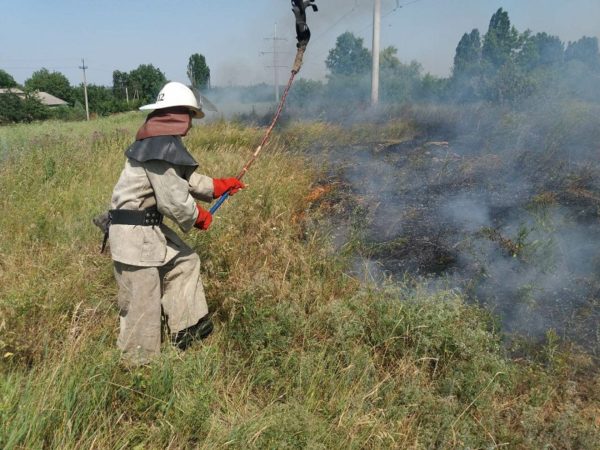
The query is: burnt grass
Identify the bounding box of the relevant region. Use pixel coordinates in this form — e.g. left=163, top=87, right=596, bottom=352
left=307, top=107, right=600, bottom=357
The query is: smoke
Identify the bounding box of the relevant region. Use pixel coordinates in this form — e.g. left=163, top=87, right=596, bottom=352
left=315, top=99, right=600, bottom=352
left=441, top=195, right=492, bottom=233
left=199, top=3, right=600, bottom=353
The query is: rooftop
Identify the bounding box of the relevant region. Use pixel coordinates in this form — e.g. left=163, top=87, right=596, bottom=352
left=0, top=88, right=68, bottom=106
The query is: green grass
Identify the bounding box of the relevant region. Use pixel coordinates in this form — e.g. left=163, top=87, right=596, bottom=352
left=0, top=114, right=598, bottom=449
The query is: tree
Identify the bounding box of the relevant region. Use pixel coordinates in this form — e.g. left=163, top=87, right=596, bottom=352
left=453, top=29, right=481, bottom=76
left=482, top=8, right=519, bottom=69
left=187, top=54, right=211, bottom=90
left=565, top=36, right=600, bottom=70
left=112, top=70, right=129, bottom=99
left=0, top=69, right=18, bottom=88
left=379, top=47, right=423, bottom=103
left=478, top=9, right=541, bottom=104
left=326, top=32, right=371, bottom=76
left=518, top=32, right=564, bottom=69
left=288, top=78, right=324, bottom=108
left=24, top=68, right=73, bottom=103
left=72, top=84, right=130, bottom=116
left=486, top=60, right=535, bottom=104
left=420, top=73, right=449, bottom=101
left=381, top=46, right=401, bottom=71
left=0, top=92, right=23, bottom=123
left=127, top=64, right=167, bottom=103
left=0, top=91, right=48, bottom=123
left=451, top=29, right=484, bottom=101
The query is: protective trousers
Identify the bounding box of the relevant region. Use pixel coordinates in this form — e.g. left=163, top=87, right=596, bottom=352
left=113, top=246, right=208, bottom=364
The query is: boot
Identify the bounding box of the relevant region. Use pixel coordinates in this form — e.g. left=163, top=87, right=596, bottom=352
left=172, top=316, right=214, bottom=350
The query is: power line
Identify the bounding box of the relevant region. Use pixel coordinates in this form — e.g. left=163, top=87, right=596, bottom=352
left=357, top=2, right=402, bottom=34
left=312, top=0, right=362, bottom=41
left=301, top=0, right=434, bottom=77
left=305, top=0, right=416, bottom=65
left=0, top=66, right=78, bottom=71
left=342, top=0, right=428, bottom=35
left=0, top=57, right=80, bottom=62
left=315, top=0, right=424, bottom=40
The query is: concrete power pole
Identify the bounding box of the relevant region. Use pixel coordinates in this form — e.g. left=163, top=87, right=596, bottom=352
left=371, top=0, right=381, bottom=106
left=79, top=58, right=90, bottom=120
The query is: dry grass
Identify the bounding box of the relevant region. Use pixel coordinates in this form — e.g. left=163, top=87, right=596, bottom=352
left=0, top=113, right=598, bottom=449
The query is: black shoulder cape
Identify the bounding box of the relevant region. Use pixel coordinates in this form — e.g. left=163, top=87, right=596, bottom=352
left=125, top=136, right=198, bottom=168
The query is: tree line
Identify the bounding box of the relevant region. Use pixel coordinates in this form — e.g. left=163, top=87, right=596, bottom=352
left=2, top=8, right=599, bottom=124
left=0, top=54, right=210, bottom=124
left=288, top=8, right=600, bottom=112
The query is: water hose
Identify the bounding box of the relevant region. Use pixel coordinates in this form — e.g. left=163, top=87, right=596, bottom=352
left=210, top=1, right=318, bottom=215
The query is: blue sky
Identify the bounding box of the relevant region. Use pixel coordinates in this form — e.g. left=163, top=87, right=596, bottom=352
left=1, top=0, right=598, bottom=87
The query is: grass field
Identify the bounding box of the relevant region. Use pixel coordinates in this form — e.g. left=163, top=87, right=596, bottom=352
left=0, top=113, right=598, bottom=449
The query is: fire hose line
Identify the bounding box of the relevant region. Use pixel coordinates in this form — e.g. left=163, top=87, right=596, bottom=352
left=210, top=1, right=317, bottom=216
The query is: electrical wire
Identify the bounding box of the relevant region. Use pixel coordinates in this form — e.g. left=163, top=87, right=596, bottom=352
left=0, top=66, right=77, bottom=71
left=304, top=0, right=409, bottom=66
left=301, top=0, right=437, bottom=80
left=356, top=0, right=427, bottom=34
left=312, top=0, right=362, bottom=41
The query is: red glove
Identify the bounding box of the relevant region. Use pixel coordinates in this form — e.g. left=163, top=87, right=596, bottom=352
left=213, top=178, right=246, bottom=198
left=194, top=205, right=213, bottom=230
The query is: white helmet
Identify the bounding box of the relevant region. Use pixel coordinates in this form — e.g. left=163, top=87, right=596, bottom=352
left=140, top=81, right=204, bottom=118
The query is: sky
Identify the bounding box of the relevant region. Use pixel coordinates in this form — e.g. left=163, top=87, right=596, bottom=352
left=1, top=0, right=599, bottom=87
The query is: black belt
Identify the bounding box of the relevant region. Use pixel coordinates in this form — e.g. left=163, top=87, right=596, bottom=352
left=109, top=207, right=163, bottom=226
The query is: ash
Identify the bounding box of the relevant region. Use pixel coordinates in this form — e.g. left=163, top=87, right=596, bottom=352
left=311, top=104, right=600, bottom=355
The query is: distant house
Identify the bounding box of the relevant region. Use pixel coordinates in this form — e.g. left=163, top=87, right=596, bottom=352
left=0, top=88, right=68, bottom=107
left=34, top=91, right=68, bottom=107
left=0, top=88, right=24, bottom=96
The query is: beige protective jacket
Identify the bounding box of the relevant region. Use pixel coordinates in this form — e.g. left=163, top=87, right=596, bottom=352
left=108, top=157, right=214, bottom=267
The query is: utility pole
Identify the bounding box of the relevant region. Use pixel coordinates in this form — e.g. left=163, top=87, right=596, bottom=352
left=79, top=58, right=90, bottom=120
left=371, top=0, right=381, bottom=106
left=263, top=23, right=287, bottom=102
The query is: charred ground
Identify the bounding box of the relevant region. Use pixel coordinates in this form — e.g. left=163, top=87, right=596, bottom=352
left=306, top=103, right=600, bottom=356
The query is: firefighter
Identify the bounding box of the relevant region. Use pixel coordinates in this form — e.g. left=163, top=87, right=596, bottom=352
left=107, top=81, right=244, bottom=365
